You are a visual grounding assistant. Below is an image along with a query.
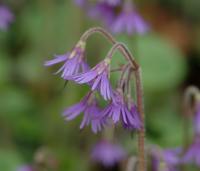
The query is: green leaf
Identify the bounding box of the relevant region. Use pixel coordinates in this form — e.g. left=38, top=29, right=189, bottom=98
left=136, top=34, right=187, bottom=91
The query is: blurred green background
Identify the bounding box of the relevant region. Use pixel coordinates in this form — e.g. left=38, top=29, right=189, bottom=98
left=0, top=0, right=200, bottom=170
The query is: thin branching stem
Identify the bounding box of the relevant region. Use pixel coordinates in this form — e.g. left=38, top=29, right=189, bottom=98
left=80, top=27, right=139, bottom=70
left=80, top=27, right=146, bottom=171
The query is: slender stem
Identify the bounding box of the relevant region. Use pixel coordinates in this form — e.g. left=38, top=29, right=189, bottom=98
left=134, top=68, right=146, bottom=171
left=110, top=67, right=123, bottom=72
left=81, top=27, right=146, bottom=171
left=183, top=86, right=200, bottom=149
left=118, top=64, right=131, bottom=89
left=126, top=68, right=133, bottom=96
left=80, top=27, right=116, bottom=44
left=80, top=27, right=139, bottom=70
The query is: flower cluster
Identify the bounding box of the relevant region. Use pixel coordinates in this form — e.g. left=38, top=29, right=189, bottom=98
left=0, top=5, right=14, bottom=31
left=91, top=140, right=126, bottom=167
left=45, top=29, right=141, bottom=133
left=75, top=0, right=149, bottom=35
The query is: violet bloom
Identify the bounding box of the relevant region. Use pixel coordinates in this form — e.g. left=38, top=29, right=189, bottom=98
left=163, top=149, right=181, bottom=171
left=151, top=148, right=181, bottom=171
left=88, top=3, right=115, bottom=26
left=17, top=165, right=33, bottom=171
left=102, top=89, right=141, bottom=129
left=110, top=2, right=149, bottom=35
left=44, top=40, right=88, bottom=79
left=182, top=137, right=200, bottom=166
left=63, top=93, right=106, bottom=133
left=72, top=58, right=113, bottom=100
left=99, top=0, right=121, bottom=6
left=91, top=140, right=126, bottom=167
left=0, top=5, right=14, bottom=31
left=123, top=102, right=141, bottom=130
left=74, top=0, right=87, bottom=7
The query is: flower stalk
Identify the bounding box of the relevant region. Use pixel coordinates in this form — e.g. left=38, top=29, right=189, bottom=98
left=45, top=26, right=146, bottom=171
left=80, top=27, right=145, bottom=171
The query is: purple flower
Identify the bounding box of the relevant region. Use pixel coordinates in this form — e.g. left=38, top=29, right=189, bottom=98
left=110, top=2, right=149, bottom=35
left=88, top=3, right=115, bottom=26
left=74, top=0, right=87, bottom=7
left=194, top=104, right=200, bottom=135
left=91, top=140, right=126, bottom=167
left=102, top=89, right=141, bottom=130
left=17, top=165, right=33, bottom=171
left=163, top=149, right=181, bottom=166
left=98, top=0, right=121, bottom=6
left=44, top=40, right=88, bottom=79
left=0, top=5, right=14, bottom=31
left=182, top=137, right=200, bottom=166
left=63, top=92, right=107, bottom=133
left=151, top=148, right=181, bottom=171
left=71, top=58, right=113, bottom=100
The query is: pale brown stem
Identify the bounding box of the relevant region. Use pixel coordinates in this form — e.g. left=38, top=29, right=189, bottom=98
left=134, top=69, right=146, bottom=171
left=80, top=27, right=139, bottom=70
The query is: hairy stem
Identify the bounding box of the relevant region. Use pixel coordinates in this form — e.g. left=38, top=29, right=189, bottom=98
left=134, top=69, right=146, bottom=171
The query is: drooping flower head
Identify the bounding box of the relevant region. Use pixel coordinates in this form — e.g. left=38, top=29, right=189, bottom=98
left=110, top=1, right=149, bottom=35
left=71, top=58, right=113, bottom=100
left=91, top=140, right=126, bottom=167
left=151, top=147, right=181, bottom=171
left=0, top=5, right=14, bottom=31
left=102, top=89, right=141, bottom=130
left=182, top=137, right=200, bottom=167
left=63, top=92, right=107, bottom=133
left=123, top=101, right=141, bottom=130
left=44, top=40, right=88, bottom=79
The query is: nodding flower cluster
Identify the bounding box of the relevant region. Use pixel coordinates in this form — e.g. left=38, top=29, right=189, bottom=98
left=75, top=0, right=149, bottom=35
left=44, top=27, right=142, bottom=133
left=0, top=5, right=14, bottom=31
